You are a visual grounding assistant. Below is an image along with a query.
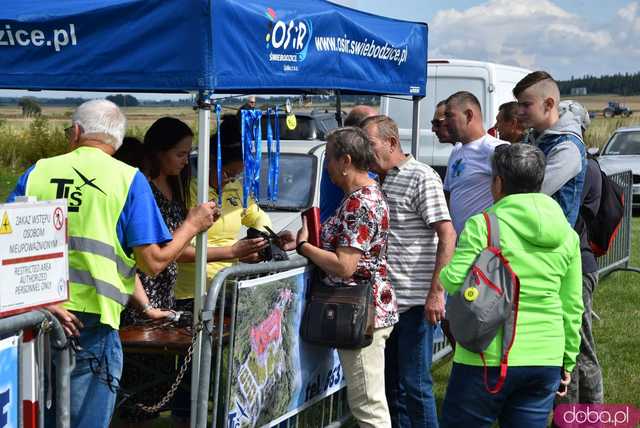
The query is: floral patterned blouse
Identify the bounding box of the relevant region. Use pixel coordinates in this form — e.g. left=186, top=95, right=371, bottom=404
left=121, top=181, right=186, bottom=325
left=320, top=184, right=398, bottom=328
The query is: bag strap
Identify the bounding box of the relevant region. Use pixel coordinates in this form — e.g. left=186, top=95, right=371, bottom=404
left=479, top=352, right=507, bottom=394
left=480, top=211, right=521, bottom=394
left=479, top=274, right=521, bottom=395
left=482, top=211, right=501, bottom=249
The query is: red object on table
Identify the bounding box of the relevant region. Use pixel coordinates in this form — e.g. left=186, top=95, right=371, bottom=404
left=302, top=207, right=321, bottom=247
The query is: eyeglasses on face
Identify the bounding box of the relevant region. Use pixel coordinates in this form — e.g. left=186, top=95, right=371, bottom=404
left=64, top=123, right=84, bottom=139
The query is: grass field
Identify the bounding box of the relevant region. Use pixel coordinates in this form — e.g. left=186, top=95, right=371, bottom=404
left=566, top=95, right=640, bottom=113
left=0, top=105, right=204, bottom=131
left=1, top=95, right=639, bottom=172
left=1, top=93, right=638, bottom=129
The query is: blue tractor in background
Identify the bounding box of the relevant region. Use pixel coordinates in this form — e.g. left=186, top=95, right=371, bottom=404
left=603, top=101, right=633, bottom=118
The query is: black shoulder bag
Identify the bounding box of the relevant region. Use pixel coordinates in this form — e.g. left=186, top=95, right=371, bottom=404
left=300, top=271, right=374, bottom=349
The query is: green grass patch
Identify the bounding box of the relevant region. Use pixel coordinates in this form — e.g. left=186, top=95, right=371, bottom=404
left=0, top=169, right=20, bottom=201
left=592, top=218, right=640, bottom=406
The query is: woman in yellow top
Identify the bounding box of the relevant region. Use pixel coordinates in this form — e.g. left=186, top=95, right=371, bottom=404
left=175, top=115, right=272, bottom=305
left=171, top=115, right=272, bottom=423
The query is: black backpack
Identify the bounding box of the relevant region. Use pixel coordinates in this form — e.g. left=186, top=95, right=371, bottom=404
left=580, top=159, right=624, bottom=257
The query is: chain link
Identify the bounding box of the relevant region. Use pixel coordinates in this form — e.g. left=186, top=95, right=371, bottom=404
left=135, top=320, right=205, bottom=414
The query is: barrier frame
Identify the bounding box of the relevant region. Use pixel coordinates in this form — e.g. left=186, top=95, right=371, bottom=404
left=597, top=170, right=640, bottom=278
left=0, top=309, right=72, bottom=428
left=194, top=256, right=453, bottom=427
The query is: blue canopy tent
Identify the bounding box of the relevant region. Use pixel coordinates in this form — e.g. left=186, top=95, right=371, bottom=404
left=2, top=1, right=427, bottom=426
left=1, top=0, right=427, bottom=95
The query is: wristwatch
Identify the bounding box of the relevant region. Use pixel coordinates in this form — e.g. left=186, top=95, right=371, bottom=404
left=141, top=303, right=152, bottom=313
left=296, top=241, right=308, bottom=255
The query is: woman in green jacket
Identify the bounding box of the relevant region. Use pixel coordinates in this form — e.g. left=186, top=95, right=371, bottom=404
left=439, top=144, right=584, bottom=428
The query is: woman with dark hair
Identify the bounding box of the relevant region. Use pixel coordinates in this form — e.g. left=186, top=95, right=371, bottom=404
left=120, top=117, right=194, bottom=325
left=118, top=117, right=266, bottom=424
left=116, top=118, right=196, bottom=424
left=113, top=136, right=145, bottom=169
left=143, top=117, right=193, bottom=214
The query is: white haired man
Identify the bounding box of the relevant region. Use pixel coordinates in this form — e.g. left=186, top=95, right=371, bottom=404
left=7, top=99, right=217, bottom=427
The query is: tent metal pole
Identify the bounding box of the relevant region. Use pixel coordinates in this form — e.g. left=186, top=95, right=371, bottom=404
left=410, top=96, right=422, bottom=158
left=335, top=90, right=343, bottom=126
left=191, top=90, right=211, bottom=428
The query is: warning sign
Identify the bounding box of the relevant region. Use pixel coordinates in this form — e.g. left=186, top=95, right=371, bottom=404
left=0, top=211, right=12, bottom=234
left=0, top=200, right=68, bottom=317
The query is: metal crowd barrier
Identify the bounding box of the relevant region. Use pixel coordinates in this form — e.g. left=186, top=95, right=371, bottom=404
left=0, top=309, right=72, bottom=428
left=194, top=256, right=453, bottom=428
left=597, top=170, right=640, bottom=277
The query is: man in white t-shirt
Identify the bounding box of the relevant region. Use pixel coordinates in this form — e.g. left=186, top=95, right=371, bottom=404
left=443, top=91, right=509, bottom=234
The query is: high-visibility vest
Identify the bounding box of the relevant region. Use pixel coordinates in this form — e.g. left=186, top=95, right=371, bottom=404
left=26, top=146, right=137, bottom=329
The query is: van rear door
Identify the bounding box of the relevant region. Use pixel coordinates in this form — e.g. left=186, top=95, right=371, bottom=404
left=380, top=65, right=437, bottom=166
left=431, top=63, right=490, bottom=168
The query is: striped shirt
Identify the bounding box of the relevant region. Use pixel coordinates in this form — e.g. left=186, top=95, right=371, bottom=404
left=381, top=155, right=451, bottom=313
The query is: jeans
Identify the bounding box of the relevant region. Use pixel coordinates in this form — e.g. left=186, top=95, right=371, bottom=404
left=385, top=306, right=438, bottom=428
left=46, top=312, right=123, bottom=428
left=441, top=363, right=561, bottom=428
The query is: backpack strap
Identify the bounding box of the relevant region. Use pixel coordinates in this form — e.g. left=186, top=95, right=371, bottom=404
left=480, top=211, right=520, bottom=394
left=482, top=211, right=501, bottom=249
left=478, top=272, right=521, bottom=394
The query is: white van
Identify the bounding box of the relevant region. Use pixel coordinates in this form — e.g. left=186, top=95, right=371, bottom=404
left=380, top=59, right=531, bottom=177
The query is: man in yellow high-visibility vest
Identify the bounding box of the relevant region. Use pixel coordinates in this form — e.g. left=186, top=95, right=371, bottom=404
left=7, top=99, right=216, bottom=428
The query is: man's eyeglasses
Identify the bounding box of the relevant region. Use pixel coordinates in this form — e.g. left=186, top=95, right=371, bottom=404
left=431, top=118, right=445, bottom=128
left=64, top=123, right=83, bottom=139
left=64, top=125, right=74, bottom=139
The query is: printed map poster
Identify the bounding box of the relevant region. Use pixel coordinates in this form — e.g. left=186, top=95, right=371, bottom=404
left=228, top=267, right=345, bottom=428
left=0, top=335, right=19, bottom=428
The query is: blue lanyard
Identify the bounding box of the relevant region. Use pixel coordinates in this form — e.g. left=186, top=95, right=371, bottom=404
left=266, top=108, right=273, bottom=201
left=273, top=106, right=280, bottom=200
left=241, top=109, right=262, bottom=208
left=265, top=107, right=280, bottom=202
left=214, top=104, right=222, bottom=205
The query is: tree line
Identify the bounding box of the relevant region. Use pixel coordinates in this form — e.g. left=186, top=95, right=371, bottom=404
left=558, top=72, right=640, bottom=96
left=0, top=94, right=193, bottom=108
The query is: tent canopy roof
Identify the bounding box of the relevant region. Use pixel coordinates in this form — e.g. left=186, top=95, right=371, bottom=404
left=1, top=0, right=428, bottom=96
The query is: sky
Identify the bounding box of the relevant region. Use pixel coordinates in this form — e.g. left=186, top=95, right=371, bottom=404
left=332, top=0, right=640, bottom=80
left=2, top=0, right=638, bottom=100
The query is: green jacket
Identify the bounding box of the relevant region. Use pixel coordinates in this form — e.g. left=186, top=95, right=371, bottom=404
left=440, top=193, right=583, bottom=372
